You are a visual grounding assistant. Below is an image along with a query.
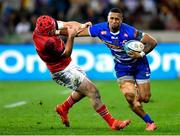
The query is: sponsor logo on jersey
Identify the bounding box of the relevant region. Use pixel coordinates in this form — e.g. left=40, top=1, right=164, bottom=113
left=101, top=31, right=107, bottom=35
left=111, top=36, right=118, bottom=39
left=145, top=72, right=151, bottom=77
left=124, top=33, right=128, bottom=37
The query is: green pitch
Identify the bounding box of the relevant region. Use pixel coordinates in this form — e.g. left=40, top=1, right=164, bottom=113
left=0, top=80, right=180, bottom=135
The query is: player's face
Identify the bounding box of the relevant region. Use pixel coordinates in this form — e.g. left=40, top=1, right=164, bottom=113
left=108, top=12, right=122, bottom=32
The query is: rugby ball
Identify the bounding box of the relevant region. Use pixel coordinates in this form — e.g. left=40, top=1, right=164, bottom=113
left=124, top=40, right=144, bottom=53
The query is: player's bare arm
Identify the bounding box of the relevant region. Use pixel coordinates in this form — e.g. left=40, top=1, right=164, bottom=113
left=141, top=33, right=157, bottom=54
left=56, top=21, right=92, bottom=36
left=76, top=27, right=91, bottom=37
left=61, top=27, right=77, bottom=57
left=128, top=33, right=157, bottom=59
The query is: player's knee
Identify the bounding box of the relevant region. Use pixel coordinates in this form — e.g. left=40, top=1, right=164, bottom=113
left=124, top=92, right=135, bottom=104
left=143, top=93, right=151, bottom=103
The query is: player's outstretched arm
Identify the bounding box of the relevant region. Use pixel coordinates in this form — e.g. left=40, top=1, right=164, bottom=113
left=55, top=21, right=91, bottom=36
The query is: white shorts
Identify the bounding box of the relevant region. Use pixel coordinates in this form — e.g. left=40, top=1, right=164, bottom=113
left=51, top=62, right=86, bottom=91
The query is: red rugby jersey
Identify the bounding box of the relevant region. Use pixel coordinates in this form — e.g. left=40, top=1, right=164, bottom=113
left=32, top=31, right=71, bottom=73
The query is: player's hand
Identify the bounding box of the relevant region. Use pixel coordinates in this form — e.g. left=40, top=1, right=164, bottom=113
left=81, top=22, right=92, bottom=29
left=77, top=22, right=92, bottom=34
left=127, top=51, right=142, bottom=59
left=67, top=27, right=78, bottom=38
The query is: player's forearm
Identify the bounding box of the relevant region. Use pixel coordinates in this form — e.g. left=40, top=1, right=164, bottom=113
left=56, top=21, right=81, bottom=29
left=56, top=21, right=91, bottom=37
left=63, top=36, right=74, bottom=57
left=141, top=33, right=157, bottom=55
left=55, top=21, right=81, bottom=36
left=76, top=27, right=90, bottom=37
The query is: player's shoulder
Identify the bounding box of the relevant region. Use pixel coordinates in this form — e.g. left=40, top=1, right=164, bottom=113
left=121, top=23, right=135, bottom=30
left=32, top=31, right=44, bottom=40
left=32, top=31, right=36, bottom=39
left=32, top=31, right=40, bottom=44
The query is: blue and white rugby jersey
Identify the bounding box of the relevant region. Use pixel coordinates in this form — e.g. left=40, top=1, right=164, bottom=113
left=88, top=22, right=145, bottom=65
left=89, top=22, right=151, bottom=80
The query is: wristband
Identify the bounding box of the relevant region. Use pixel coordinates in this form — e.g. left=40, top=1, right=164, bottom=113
left=80, top=24, right=86, bottom=29
left=57, top=21, right=64, bottom=29
left=55, top=30, right=61, bottom=35
left=139, top=51, right=146, bottom=57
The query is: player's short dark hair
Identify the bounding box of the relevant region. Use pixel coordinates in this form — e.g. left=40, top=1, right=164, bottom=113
left=109, top=8, right=123, bottom=14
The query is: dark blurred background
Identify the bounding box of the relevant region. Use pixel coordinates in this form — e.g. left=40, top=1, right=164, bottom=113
left=0, top=0, right=180, bottom=44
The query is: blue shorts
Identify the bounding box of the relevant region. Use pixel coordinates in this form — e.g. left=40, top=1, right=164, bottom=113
left=115, top=57, right=151, bottom=80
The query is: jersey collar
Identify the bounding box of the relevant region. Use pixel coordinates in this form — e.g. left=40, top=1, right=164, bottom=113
left=110, top=31, right=120, bottom=35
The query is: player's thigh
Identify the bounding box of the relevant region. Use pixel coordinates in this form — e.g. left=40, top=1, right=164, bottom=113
left=118, top=79, right=136, bottom=104
left=116, top=65, right=137, bottom=102
left=51, top=64, right=86, bottom=91
left=137, top=80, right=151, bottom=102
left=117, top=76, right=136, bottom=96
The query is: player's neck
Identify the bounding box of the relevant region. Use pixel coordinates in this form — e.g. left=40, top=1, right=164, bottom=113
left=110, top=28, right=119, bottom=34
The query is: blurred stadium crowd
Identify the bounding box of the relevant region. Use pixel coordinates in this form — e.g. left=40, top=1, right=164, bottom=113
left=0, top=0, right=180, bottom=44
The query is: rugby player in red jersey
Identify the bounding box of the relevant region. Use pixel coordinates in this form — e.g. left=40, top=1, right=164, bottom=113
left=32, top=15, right=131, bottom=130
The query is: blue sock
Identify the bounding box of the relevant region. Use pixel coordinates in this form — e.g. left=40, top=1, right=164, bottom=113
left=143, top=114, right=154, bottom=123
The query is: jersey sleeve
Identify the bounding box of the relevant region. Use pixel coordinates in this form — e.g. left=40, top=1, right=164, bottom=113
left=125, top=24, right=144, bottom=41
left=134, top=29, right=144, bottom=41
left=88, top=23, right=102, bottom=37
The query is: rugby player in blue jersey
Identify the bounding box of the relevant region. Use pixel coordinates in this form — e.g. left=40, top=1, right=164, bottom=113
left=77, top=8, right=157, bottom=131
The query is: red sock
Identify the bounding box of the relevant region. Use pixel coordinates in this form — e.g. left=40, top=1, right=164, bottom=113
left=96, top=105, right=115, bottom=126
left=61, top=95, right=75, bottom=111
